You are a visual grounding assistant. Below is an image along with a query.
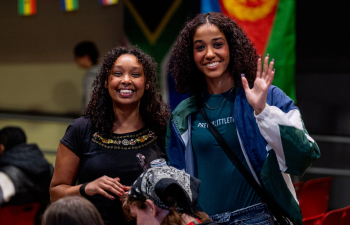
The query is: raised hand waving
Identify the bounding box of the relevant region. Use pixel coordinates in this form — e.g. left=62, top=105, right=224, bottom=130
left=241, top=54, right=275, bottom=115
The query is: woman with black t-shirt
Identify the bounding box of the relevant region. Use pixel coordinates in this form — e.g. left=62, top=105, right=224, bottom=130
left=50, top=46, right=170, bottom=225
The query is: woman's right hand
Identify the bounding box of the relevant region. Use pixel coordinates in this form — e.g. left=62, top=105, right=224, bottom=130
left=84, top=176, right=125, bottom=200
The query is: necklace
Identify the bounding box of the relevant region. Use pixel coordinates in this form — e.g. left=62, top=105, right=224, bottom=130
left=205, top=87, right=234, bottom=110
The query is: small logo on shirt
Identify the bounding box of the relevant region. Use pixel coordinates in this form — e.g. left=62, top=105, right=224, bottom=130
left=197, top=117, right=234, bottom=128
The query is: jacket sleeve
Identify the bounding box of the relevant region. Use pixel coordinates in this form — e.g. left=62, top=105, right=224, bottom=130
left=165, top=118, right=187, bottom=171
left=0, top=165, right=38, bottom=205
left=254, top=87, right=320, bottom=176
left=0, top=171, right=15, bottom=205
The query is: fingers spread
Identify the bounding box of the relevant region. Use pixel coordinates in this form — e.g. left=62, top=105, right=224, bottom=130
left=266, top=58, right=274, bottom=82
left=268, top=68, right=275, bottom=86
left=262, top=54, right=269, bottom=79
left=241, top=74, right=250, bottom=91
left=256, top=55, right=262, bottom=78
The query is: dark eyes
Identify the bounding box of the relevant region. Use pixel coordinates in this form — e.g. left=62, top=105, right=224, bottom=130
left=113, top=72, right=139, bottom=77
left=214, top=42, right=223, bottom=48
left=195, top=45, right=205, bottom=51
left=194, top=42, right=224, bottom=51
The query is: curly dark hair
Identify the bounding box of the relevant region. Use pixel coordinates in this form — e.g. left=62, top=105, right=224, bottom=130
left=168, top=12, right=258, bottom=95
left=84, top=46, right=170, bottom=137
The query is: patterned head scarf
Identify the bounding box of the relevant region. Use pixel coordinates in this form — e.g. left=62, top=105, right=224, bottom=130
left=129, top=166, right=201, bottom=215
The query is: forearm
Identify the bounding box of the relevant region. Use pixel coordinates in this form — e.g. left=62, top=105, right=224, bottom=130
left=50, top=183, right=82, bottom=202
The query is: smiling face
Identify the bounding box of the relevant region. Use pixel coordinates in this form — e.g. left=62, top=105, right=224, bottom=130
left=193, top=24, right=231, bottom=84
left=106, top=54, right=148, bottom=108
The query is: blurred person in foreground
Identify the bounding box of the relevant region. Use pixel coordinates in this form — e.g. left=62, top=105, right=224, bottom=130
left=42, top=196, right=105, bottom=225
left=123, top=166, right=217, bottom=225
left=50, top=46, right=170, bottom=225
left=0, top=126, right=53, bottom=224
left=74, top=41, right=100, bottom=110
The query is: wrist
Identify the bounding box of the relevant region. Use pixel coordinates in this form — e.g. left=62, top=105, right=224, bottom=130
left=254, top=103, right=267, bottom=115
left=79, top=183, right=89, bottom=198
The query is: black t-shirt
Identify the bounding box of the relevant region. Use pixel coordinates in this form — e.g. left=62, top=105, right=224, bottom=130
left=60, top=116, right=165, bottom=225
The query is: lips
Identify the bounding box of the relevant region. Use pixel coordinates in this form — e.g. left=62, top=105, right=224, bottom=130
left=203, top=61, right=221, bottom=69
left=118, top=89, right=135, bottom=94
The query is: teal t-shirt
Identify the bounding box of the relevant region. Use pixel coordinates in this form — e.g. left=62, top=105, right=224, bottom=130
left=191, top=88, right=260, bottom=215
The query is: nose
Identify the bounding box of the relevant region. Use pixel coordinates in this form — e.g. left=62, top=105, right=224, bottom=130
left=205, top=46, right=215, bottom=60
left=121, top=74, right=132, bottom=85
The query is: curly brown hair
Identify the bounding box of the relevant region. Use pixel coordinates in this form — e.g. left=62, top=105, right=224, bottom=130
left=84, top=46, right=170, bottom=137
left=168, top=12, right=258, bottom=95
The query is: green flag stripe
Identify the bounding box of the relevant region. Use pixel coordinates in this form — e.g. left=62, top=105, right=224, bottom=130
left=265, top=0, right=296, bottom=101
left=73, top=0, right=79, bottom=9
left=18, top=0, right=24, bottom=15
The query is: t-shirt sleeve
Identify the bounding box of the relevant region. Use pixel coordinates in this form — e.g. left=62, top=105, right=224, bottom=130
left=60, top=117, right=91, bottom=158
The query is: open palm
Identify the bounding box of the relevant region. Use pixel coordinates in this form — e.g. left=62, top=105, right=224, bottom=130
left=241, top=55, right=275, bottom=115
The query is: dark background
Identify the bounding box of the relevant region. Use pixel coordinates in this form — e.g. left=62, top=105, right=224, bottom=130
left=295, top=1, right=350, bottom=209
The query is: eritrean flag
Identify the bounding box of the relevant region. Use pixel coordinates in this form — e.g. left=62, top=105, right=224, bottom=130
left=99, top=0, right=118, bottom=6
left=18, top=0, right=36, bottom=16
left=61, top=0, right=79, bottom=12
left=202, top=0, right=296, bottom=101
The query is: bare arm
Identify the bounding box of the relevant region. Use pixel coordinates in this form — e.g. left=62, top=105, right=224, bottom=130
left=50, top=143, right=127, bottom=202
left=50, top=143, right=81, bottom=202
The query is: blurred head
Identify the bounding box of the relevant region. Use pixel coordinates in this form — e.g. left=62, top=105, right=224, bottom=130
left=123, top=166, right=211, bottom=225
left=84, top=46, right=170, bottom=137
left=0, top=126, right=26, bottom=154
left=74, top=41, right=99, bottom=68
left=42, top=196, right=105, bottom=225
left=168, top=12, right=258, bottom=95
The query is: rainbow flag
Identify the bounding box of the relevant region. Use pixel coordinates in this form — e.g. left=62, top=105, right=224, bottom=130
left=18, top=0, right=36, bottom=16
left=202, top=0, right=296, bottom=102
left=61, top=0, right=79, bottom=12
left=99, top=0, right=118, bottom=6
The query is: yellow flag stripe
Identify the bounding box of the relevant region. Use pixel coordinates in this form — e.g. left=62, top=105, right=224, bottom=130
left=65, top=0, right=73, bottom=11
left=21, top=0, right=35, bottom=15
left=107, top=0, right=118, bottom=4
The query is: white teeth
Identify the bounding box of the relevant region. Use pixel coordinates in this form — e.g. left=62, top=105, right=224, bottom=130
left=119, top=90, right=133, bottom=94
left=206, top=62, right=219, bottom=67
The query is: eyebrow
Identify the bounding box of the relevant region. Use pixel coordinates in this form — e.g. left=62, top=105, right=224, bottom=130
left=193, top=37, right=224, bottom=44
left=113, top=66, right=141, bottom=70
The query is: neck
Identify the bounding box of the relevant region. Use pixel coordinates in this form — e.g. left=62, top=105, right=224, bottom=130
left=205, top=74, right=234, bottom=94
left=112, top=103, right=144, bottom=134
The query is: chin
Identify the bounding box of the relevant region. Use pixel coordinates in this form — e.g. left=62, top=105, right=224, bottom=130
left=205, top=73, right=225, bottom=79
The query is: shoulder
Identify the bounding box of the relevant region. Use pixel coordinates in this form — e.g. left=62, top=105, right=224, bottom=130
left=169, top=96, right=198, bottom=133
left=171, top=96, right=197, bottom=119
left=63, top=116, right=93, bottom=139
left=267, top=85, right=298, bottom=113
left=70, top=116, right=92, bottom=129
